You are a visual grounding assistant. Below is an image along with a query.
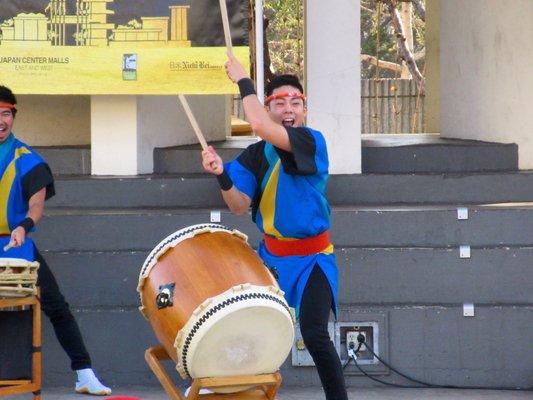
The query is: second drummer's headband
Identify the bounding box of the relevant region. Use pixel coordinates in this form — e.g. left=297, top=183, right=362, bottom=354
left=0, top=103, right=17, bottom=115
left=265, top=92, right=306, bottom=105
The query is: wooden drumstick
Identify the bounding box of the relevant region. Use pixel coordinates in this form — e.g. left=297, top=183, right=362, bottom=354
left=178, top=95, right=220, bottom=169
left=3, top=243, right=13, bottom=252
left=178, top=0, right=230, bottom=164
left=219, top=0, right=233, bottom=55
left=178, top=94, right=208, bottom=151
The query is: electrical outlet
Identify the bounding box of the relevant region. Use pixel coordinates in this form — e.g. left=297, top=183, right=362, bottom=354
left=338, top=324, right=375, bottom=362
left=346, top=330, right=365, bottom=350
left=335, top=314, right=389, bottom=374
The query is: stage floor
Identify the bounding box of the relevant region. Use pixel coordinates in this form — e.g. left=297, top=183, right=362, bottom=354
left=7, top=386, right=532, bottom=400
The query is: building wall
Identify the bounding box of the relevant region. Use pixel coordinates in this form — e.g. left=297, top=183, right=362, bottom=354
left=440, top=0, right=533, bottom=169
left=137, top=95, right=229, bottom=174
left=15, top=95, right=91, bottom=146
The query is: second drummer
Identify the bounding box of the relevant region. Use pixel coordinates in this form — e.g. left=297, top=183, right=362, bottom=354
left=0, top=86, right=111, bottom=396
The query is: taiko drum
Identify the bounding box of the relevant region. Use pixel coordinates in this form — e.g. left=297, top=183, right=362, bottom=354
left=138, top=224, right=294, bottom=387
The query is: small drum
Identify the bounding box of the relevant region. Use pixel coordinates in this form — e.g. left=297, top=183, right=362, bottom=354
left=138, top=224, right=294, bottom=386
left=0, top=258, right=39, bottom=298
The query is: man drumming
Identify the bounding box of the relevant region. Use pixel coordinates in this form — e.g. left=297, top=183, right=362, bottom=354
left=0, top=86, right=111, bottom=396
left=201, top=55, right=348, bottom=400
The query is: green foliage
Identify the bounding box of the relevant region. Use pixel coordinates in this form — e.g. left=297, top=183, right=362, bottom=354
left=361, top=0, right=425, bottom=78
left=361, top=1, right=396, bottom=78
left=263, top=0, right=425, bottom=80
left=264, top=0, right=304, bottom=80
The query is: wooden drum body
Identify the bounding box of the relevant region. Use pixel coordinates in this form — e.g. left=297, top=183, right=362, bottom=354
left=138, top=224, right=294, bottom=383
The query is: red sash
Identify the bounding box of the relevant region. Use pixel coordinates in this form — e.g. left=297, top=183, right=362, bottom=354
left=264, top=231, right=330, bottom=257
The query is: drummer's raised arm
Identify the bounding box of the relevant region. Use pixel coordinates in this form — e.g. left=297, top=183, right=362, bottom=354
left=224, top=53, right=291, bottom=152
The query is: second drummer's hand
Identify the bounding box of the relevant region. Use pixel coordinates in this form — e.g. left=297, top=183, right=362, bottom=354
left=202, top=146, right=224, bottom=175
left=7, top=226, right=26, bottom=249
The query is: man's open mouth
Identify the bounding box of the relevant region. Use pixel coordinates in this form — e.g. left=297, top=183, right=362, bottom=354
left=282, top=118, right=295, bottom=127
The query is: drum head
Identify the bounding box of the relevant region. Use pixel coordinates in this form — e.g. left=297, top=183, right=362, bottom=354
left=190, top=306, right=293, bottom=377
left=175, top=285, right=294, bottom=391
left=0, top=258, right=34, bottom=266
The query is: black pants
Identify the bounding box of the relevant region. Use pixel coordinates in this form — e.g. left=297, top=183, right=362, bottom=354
left=35, top=248, right=92, bottom=371
left=300, top=266, right=348, bottom=400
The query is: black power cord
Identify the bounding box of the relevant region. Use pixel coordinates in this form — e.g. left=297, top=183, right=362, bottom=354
left=343, top=334, right=421, bottom=388
left=344, top=333, right=532, bottom=391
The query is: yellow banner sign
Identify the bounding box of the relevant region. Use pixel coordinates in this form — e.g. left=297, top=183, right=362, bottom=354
left=0, top=2, right=249, bottom=95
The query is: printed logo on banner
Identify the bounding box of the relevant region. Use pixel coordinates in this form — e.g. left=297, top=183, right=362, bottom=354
left=122, top=54, right=137, bottom=81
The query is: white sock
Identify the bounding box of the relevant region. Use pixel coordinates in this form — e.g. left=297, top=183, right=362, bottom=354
left=184, top=386, right=213, bottom=396
left=75, top=368, right=112, bottom=396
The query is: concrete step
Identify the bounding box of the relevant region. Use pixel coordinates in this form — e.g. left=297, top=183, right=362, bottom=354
left=25, top=247, right=532, bottom=389
left=40, top=308, right=160, bottom=387
left=361, top=135, right=518, bottom=173
left=338, top=247, right=532, bottom=305
left=33, top=135, right=519, bottom=176
left=24, top=207, right=532, bottom=390
left=51, top=174, right=223, bottom=209
left=40, top=251, right=145, bottom=308
left=36, top=305, right=532, bottom=388
left=36, top=145, right=91, bottom=175
left=153, top=135, right=519, bottom=174
left=32, top=205, right=533, bottom=251
left=41, top=247, right=532, bottom=309
left=154, top=139, right=250, bottom=174
left=49, top=171, right=533, bottom=208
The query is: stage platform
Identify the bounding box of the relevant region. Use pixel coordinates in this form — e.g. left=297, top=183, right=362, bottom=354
left=7, top=385, right=533, bottom=400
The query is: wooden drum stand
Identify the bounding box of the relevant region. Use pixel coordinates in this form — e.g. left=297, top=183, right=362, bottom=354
left=145, top=346, right=282, bottom=400
left=0, top=294, right=42, bottom=400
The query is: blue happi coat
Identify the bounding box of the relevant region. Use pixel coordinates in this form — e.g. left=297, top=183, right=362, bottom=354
left=225, top=126, right=338, bottom=317
left=0, top=134, right=53, bottom=261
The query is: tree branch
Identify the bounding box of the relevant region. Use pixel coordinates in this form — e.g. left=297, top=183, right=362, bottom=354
left=383, top=0, right=425, bottom=94
left=411, top=0, right=426, bottom=22
left=361, top=4, right=374, bottom=14
left=361, top=54, right=402, bottom=73
left=414, top=49, right=425, bottom=61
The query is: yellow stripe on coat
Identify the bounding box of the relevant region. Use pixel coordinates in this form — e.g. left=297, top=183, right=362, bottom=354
left=0, top=147, right=31, bottom=234
left=259, top=160, right=282, bottom=238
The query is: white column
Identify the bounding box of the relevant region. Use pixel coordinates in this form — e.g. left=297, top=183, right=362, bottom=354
left=305, top=0, right=361, bottom=174
left=255, top=0, right=265, bottom=103
left=424, top=0, right=440, bottom=134
left=440, top=0, right=533, bottom=169
left=91, top=96, right=138, bottom=175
